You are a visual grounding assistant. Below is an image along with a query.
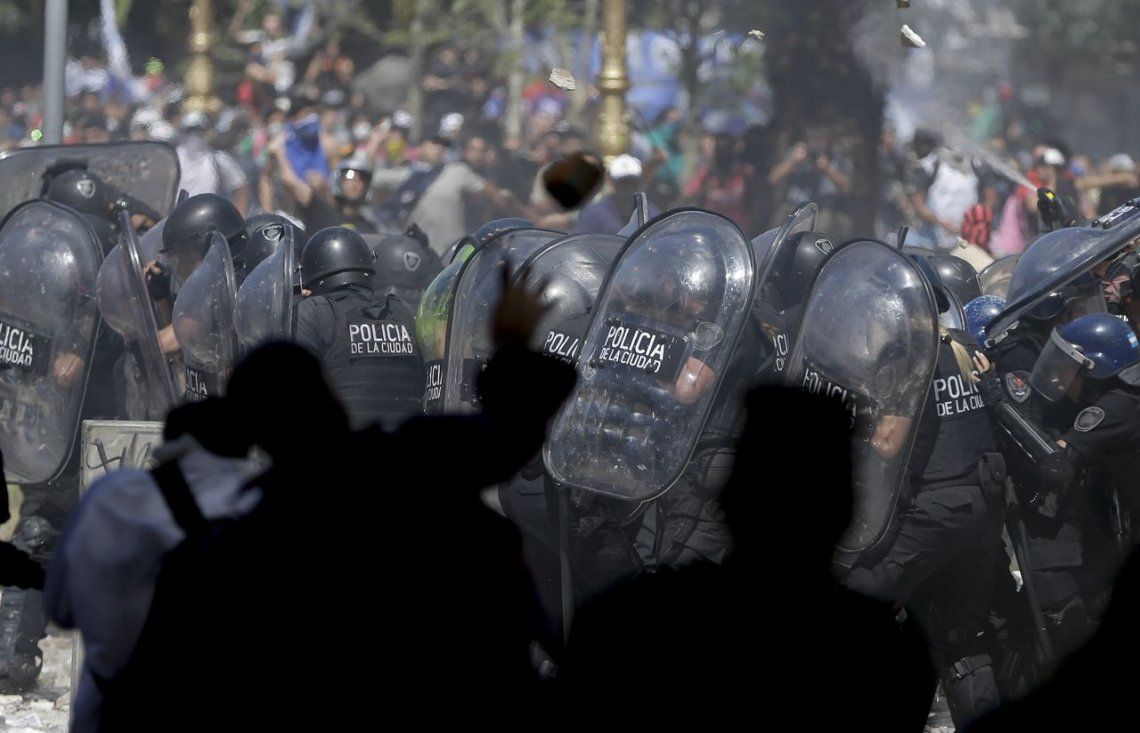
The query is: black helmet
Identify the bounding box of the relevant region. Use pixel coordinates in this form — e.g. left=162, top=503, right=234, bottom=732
left=764, top=230, right=834, bottom=313
left=161, top=193, right=247, bottom=259
left=332, top=160, right=373, bottom=204
left=240, top=214, right=307, bottom=279
left=903, top=248, right=982, bottom=306
left=473, top=218, right=534, bottom=246
left=300, top=227, right=376, bottom=295
left=929, top=254, right=981, bottom=305
left=907, top=254, right=951, bottom=314
left=45, top=169, right=113, bottom=219
left=364, top=233, right=443, bottom=304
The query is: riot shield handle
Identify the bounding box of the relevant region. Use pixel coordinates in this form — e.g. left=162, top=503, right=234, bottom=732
left=894, top=225, right=909, bottom=250
left=634, top=192, right=649, bottom=227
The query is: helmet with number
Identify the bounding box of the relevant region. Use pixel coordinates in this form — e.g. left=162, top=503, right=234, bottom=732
left=963, top=295, right=1005, bottom=346
left=300, top=226, right=376, bottom=295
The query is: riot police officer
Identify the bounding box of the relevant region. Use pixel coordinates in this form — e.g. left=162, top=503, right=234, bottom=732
left=153, top=194, right=248, bottom=356
left=844, top=258, right=1005, bottom=727
left=295, top=227, right=424, bottom=429
left=976, top=313, right=1140, bottom=533
left=982, top=289, right=1106, bottom=659
left=160, top=193, right=249, bottom=286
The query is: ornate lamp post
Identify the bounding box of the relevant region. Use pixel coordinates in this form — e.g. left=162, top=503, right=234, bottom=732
left=183, top=0, right=222, bottom=115
left=596, top=0, right=630, bottom=160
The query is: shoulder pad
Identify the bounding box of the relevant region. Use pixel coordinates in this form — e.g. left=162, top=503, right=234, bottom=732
left=1073, top=406, right=1106, bottom=433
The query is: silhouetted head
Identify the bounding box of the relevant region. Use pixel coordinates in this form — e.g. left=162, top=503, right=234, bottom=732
left=720, top=386, right=853, bottom=570
left=226, top=342, right=349, bottom=460
left=164, top=397, right=252, bottom=459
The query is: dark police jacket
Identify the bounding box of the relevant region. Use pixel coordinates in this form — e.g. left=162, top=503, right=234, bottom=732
left=295, top=284, right=424, bottom=430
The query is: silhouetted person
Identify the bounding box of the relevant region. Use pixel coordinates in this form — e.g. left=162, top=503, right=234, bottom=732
left=967, top=547, right=1140, bottom=733
left=76, top=268, right=576, bottom=729
left=559, top=387, right=934, bottom=730
left=45, top=398, right=258, bottom=732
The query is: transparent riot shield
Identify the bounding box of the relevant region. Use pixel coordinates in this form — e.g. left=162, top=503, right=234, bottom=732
left=513, top=233, right=625, bottom=364
left=784, top=239, right=940, bottom=569
left=979, top=255, right=1019, bottom=299
left=0, top=201, right=104, bottom=484
left=544, top=209, right=757, bottom=501
left=0, top=142, right=180, bottom=223
left=989, top=205, right=1140, bottom=338
left=234, top=228, right=298, bottom=352
left=96, top=215, right=180, bottom=419
left=438, top=228, right=566, bottom=414
left=172, top=234, right=238, bottom=400
left=750, top=202, right=824, bottom=378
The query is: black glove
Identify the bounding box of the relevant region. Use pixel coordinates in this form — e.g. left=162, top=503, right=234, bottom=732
left=147, top=261, right=172, bottom=302
left=977, top=371, right=1006, bottom=408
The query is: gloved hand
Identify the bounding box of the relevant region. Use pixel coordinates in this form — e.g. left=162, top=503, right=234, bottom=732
left=146, top=260, right=172, bottom=302
left=978, top=372, right=1006, bottom=408
left=971, top=351, right=1006, bottom=407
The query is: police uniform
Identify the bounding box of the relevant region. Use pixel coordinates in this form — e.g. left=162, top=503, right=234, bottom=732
left=295, top=285, right=424, bottom=430
left=847, top=330, right=1005, bottom=727
left=991, top=325, right=1114, bottom=657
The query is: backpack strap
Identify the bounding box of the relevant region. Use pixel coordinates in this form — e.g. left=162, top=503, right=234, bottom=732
left=151, top=460, right=209, bottom=537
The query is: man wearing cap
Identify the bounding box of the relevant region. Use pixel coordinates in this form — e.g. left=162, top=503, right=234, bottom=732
left=572, top=154, right=659, bottom=235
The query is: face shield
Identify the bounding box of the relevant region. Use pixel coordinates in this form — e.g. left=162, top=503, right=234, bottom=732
left=1063, top=274, right=1109, bottom=320
left=1029, top=328, right=1094, bottom=401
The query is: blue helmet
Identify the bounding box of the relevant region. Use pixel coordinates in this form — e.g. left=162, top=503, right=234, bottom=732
left=1058, top=314, right=1140, bottom=380
left=1031, top=313, right=1140, bottom=400
left=964, top=295, right=1005, bottom=345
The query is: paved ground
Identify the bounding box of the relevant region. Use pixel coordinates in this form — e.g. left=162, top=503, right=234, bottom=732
left=0, top=627, right=72, bottom=732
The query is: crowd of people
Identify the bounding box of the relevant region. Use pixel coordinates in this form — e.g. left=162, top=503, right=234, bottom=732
left=1, top=10, right=1138, bottom=253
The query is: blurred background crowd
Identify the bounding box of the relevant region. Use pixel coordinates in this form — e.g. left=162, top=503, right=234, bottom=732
left=2, top=0, right=1140, bottom=251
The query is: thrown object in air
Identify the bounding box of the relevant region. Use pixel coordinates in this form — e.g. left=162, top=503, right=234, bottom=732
left=748, top=29, right=765, bottom=42
left=543, top=152, right=604, bottom=211
left=901, top=24, right=926, bottom=48
left=549, top=68, right=577, bottom=92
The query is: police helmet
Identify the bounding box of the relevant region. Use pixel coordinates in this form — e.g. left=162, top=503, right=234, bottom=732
left=929, top=254, right=982, bottom=305
left=963, top=295, right=1005, bottom=346
left=300, top=227, right=376, bottom=295
left=332, top=160, right=373, bottom=204
left=365, top=233, right=442, bottom=304
left=908, top=254, right=951, bottom=314
left=1030, top=313, right=1140, bottom=400
left=241, top=214, right=306, bottom=278
left=161, top=193, right=247, bottom=261
left=45, top=169, right=113, bottom=220
left=764, top=230, right=834, bottom=313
